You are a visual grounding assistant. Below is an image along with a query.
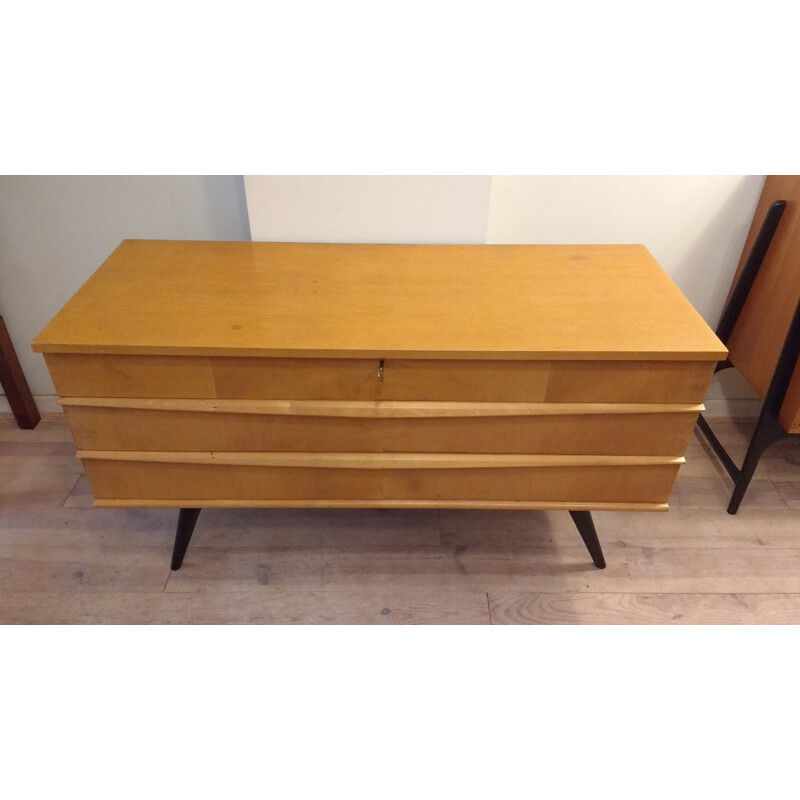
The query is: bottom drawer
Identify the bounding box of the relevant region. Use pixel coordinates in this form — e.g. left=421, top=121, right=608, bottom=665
left=81, top=453, right=681, bottom=508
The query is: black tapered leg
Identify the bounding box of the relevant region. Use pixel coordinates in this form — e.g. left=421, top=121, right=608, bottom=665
left=171, top=508, right=202, bottom=571
left=698, top=407, right=792, bottom=515
left=696, top=413, right=741, bottom=483
left=725, top=294, right=800, bottom=513
left=727, top=414, right=788, bottom=514
left=569, top=510, right=606, bottom=569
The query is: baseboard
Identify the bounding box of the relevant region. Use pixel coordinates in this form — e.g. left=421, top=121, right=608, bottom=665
left=702, top=398, right=761, bottom=419
left=0, top=394, right=62, bottom=415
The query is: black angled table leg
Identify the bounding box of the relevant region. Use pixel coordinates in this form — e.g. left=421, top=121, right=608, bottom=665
left=727, top=414, right=787, bottom=514
left=569, top=510, right=606, bottom=569
left=726, top=294, right=800, bottom=513
left=171, top=508, right=202, bottom=571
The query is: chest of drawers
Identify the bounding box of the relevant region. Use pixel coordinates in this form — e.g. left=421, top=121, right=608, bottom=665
left=32, top=240, right=726, bottom=569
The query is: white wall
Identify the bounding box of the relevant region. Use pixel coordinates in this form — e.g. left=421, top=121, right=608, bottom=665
left=244, top=176, right=492, bottom=244
left=0, top=176, right=250, bottom=411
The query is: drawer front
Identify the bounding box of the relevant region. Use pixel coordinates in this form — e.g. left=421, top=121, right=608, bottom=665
left=46, top=354, right=378, bottom=400
left=48, top=353, right=716, bottom=403
left=82, top=458, right=681, bottom=506
left=63, top=401, right=701, bottom=456
left=54, top=353, right=708, bottom=511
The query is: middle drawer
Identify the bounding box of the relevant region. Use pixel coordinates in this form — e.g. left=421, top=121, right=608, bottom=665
left=61, top=399, right=702, bottom=456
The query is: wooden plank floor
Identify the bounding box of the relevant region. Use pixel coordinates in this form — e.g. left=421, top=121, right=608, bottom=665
left=1, top=414, right=799, bottom=624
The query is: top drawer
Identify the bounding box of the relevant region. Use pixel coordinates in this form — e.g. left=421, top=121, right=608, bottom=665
left=45, top=353, right=716, bottom=404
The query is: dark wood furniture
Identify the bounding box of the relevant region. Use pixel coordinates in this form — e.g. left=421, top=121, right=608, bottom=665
left=0, top=315, right=40, bottom=429
left=697, top=176, right=800, bottom=511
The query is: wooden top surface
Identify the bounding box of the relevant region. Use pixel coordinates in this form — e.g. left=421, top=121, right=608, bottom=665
left=33, top=240, right=726, bottom=360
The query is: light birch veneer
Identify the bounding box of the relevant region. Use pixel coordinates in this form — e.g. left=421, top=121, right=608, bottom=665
left=32, top=241, right=726, bottom=563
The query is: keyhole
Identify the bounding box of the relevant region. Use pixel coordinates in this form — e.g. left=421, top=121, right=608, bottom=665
left=377, top=359, right=384, bottom=382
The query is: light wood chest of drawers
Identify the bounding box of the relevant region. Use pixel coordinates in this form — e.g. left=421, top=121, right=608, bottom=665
left=32, top=240, right=726, bottom=568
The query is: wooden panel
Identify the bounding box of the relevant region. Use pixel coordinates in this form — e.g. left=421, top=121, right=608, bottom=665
left=44, top=353, right=217, bottom=398
left=47, top=354, right=548, bottom=401
left=77, top=451, right=683, bottom=468
left=214, top=357, right=380, bottom=400
left=379, top=359, right=550, bottom=401
left=82, top=458, right=680, bottom=505
left=62, top=402, right=701, bottom=456
left=46, top=354, right=378, bottom=400
left=94, top=498, right=668, bottom=511
left=32, top=241, right=727, bottom=361
left=725, top=175, right=800, bottom=432
left=545, top=360, right=716, bottom=403
left=47, top=353, right=715, bottom=403
left=59, top=397, right=705, bottom=417
left=217, top=357, right=552, bottom=402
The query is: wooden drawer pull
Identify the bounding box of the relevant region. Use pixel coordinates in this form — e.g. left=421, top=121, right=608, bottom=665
left=77, top=450, right=685, bottom=470
left=60, top=396, right=704, bottom=419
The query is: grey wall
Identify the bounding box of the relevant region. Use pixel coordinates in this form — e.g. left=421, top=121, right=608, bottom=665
left=0, top=176, right=251, bottom=407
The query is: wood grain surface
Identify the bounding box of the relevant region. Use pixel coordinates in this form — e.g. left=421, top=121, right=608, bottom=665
left=45, top=353, right=717, bottom=402
left=59, top=397, right=706, bottom=417
left=80, top=458, right=681, bottom=505
left=488, top=591, right=800, bottom=624
left=32, top=241, right=726, bottom=360
left=61, top=403, right=701, bottom=455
